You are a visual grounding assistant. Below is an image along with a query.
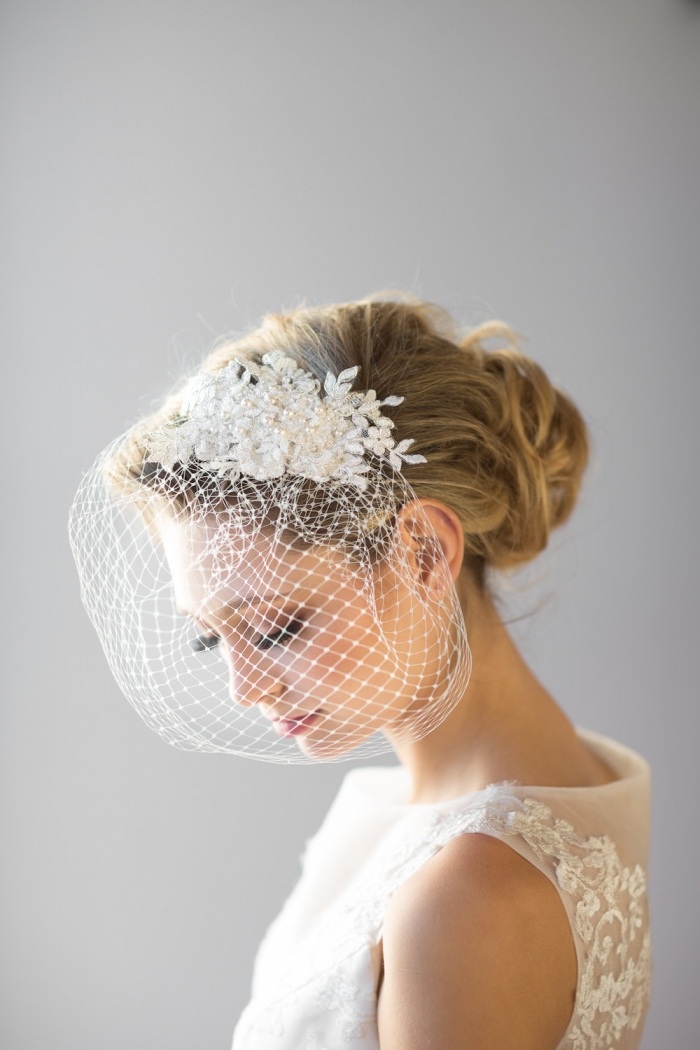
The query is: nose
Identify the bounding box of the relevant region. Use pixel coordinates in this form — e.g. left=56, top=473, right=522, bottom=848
left=217, top=632, right=288, bottom=709
left=228, top=663, right=286, bottom=709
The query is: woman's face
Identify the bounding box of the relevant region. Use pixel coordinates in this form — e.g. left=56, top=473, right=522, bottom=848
left=159, top=511, right=451, bottom=760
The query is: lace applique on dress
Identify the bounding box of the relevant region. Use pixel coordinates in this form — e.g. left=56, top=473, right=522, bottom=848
left=313, top=971, right=375, bottom=1042
left=233, top=789, right=651, bottom=1050
left=332, top=792, right=650, bottom=1049
left=493, top=798, right=652, bottom=1049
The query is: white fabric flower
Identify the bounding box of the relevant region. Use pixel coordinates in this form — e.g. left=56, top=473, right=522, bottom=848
left=145, top=349, right=427, bottom=489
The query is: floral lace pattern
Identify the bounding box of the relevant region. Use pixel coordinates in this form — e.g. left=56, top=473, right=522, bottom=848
left=499, top=799, right=652, bottom=1048
left=146, top=349, right=426, bottom=490
left=232, top=789, right=651, bottom=1049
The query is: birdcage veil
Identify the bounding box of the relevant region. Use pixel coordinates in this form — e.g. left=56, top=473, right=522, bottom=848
left=69, top=346, right=472, bottom=763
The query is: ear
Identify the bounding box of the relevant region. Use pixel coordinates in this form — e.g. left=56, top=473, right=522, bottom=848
left=395, top=499, right=465, bottom=598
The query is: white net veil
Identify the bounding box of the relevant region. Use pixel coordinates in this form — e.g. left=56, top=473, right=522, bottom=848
left=69, top=347, right=472, bottom=763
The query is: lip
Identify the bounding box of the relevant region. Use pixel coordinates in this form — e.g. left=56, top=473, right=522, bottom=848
left=271, top=710, right=323, bottom=738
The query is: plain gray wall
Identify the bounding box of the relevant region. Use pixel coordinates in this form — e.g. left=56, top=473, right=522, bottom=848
left=2, top=1, right=698, bottom=1047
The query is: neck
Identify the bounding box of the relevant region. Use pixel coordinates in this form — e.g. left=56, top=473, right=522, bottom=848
left=387, top=579, right=583, bottom=804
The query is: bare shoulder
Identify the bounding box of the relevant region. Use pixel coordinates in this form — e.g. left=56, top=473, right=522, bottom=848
left=377, top=833, right=577, bottom=1050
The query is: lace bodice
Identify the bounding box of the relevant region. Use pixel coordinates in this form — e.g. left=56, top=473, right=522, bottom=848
left=231, top=728, right=651, bottom=1050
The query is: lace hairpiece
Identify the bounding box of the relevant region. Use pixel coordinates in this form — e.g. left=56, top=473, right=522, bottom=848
left=69, top=343, right=471, bottom=764
left=145, top=350, right=427, bottom=491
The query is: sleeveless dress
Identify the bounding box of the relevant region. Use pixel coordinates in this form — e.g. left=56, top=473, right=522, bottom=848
left=231, top=728, right=651, bottom=1050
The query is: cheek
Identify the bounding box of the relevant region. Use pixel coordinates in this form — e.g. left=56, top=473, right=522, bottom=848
left=214, top=633, right=263, bottom=681
left=293, top=606, right=395, bottom=678
left=288, top=628, right=405, bottom=717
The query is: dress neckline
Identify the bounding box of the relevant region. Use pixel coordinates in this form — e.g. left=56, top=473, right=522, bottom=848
left=345, top=727, right=650, bottom=812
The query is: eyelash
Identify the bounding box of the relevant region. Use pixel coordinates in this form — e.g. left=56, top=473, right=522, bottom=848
left=191, top=633, right=220, bottom=652
left=255, top=618, right=304, bottom=651
left=190, top=619, right=304, bottom=653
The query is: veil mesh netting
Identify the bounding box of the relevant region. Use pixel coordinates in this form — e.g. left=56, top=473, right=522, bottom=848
left=69, top=349, right=471, bottom=763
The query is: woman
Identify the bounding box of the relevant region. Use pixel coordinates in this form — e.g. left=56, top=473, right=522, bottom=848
left=70, top=295, right=651, bottom=1049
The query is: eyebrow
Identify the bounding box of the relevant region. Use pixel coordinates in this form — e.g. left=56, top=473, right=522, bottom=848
left=176, top=589, right=295, bottom=621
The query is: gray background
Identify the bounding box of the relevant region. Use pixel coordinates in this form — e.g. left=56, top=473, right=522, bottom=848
left=2, top=1, right=698, bottom=1046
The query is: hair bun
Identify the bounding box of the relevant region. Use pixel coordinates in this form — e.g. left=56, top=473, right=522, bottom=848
left=458, top=323, right=589, bottom=572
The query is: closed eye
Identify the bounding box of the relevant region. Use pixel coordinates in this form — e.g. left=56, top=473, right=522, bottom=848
left=190, top=618, right=305, bottom=653
left=191, top=632, right=220, bottom=652
left=254, top=619, right=304, bottom=651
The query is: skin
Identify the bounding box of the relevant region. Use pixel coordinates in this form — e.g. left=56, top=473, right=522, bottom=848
left=159, top=506, right=459, bottom=760
left=160, top=498, right=616, bottom=1048
left=376, top=501, right=614, bottom=1048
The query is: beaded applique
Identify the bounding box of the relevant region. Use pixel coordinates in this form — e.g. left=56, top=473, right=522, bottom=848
left=146, top=350, right=425, bottom=490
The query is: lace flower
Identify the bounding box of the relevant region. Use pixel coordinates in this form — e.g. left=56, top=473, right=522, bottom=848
left=145, top=349, right=427, bottom=490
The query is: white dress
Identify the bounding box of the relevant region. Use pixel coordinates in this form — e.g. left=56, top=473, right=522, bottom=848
left=231, top=728, right=651, bottom=1050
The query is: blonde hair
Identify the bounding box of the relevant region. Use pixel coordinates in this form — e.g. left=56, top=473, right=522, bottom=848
left=110, top=294, right=589, bottom=588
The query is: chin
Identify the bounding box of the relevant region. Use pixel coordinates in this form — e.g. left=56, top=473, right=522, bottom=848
left=296, top=723, right=379, bottom=762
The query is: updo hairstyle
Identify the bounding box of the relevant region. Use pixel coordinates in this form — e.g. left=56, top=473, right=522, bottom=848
left=110, top=295, right=589, bottom=590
